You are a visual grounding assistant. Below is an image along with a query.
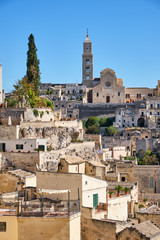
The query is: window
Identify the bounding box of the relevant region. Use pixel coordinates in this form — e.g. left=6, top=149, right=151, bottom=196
left=38, top=145, right=45, bottom=151
left=86, top=67, right=89, bottom=72
left=158, top=112, right=160, bottom=115
left=141, top=112, right=144, bottom=117
left=126, top=94, right=130, bottom=99
left=16, top=144, right=23, bottom=150
left=118, top=92, right=120, bottom=96
left=150, top=104, right=153, bottom=109
left=85, top=181, right=88, bottom=185
left=150, top=177, right=154, bottom=188
left=97, top=92, right=99, bottom=97
left=86, top=75, right=89, bottom=80
left=150, top=112, right=152, bottom=115
left=121, top=177, right=125, bottom=182
left=157, top=104, right=160, bottom=109
left=148, top=93, right=152, bottom=97
left=0, top=222, right=6, bottom=232
left=86, top=47, right=89, bottom=52
left=86, top=59, right=89, bottom=64
left=137, top=94, right=141, bottom=99
left=62, top=105, right=64, bottom=107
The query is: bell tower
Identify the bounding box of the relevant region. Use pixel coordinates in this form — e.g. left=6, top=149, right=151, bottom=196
left=0, top=65, right=2, bottom=104
left=82, top=30, right=93, bottom=87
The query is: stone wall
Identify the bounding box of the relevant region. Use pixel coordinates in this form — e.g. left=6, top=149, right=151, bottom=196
left=81, top=214, right=117, bottom=240
left=135, top=212, right=160, bottom=228
left=84, top=134, right=102, bottom=149
left=17, top=213, right=81, bottom=240
left=24, top=108, right=54, bottom=122
left=0, top=172, right=20, bottom=194
left=0, top=125, right=19, bottom=140
left=19, top=126, right=78, bottom=150
left=2, top=152, right=39, bottom=173
left=77, top=103, right=134, bottom=119
left=0, top=108, right=26, bottom=125
left=117, top=227, right=149, bottom=240
left=133, top=166, right=160, bottom=193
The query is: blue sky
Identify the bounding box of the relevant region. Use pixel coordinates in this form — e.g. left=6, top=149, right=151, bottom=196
left=0, top=0, right=160, bottom=92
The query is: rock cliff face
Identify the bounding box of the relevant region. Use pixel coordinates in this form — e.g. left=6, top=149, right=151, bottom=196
left=19, top=127, right=78, bottom=150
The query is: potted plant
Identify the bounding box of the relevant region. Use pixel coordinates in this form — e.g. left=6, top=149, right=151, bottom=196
left=97, top=205, right=100, bottom=212
left=115, top=185, right=123, bottom=197
left=123, top=187, right=130, bottom=195
left=108, top=191, right=113, bottom=199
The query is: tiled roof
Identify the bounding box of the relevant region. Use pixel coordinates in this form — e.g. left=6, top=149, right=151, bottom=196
left=134, top=221, right=160, bottom=238
left=8, top=169, right=35, bottom=179
left=61, top=155, right=85, bottom=165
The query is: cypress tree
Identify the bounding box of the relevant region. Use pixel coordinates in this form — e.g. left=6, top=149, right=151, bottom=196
left=26, top=34, right=40, bottom=96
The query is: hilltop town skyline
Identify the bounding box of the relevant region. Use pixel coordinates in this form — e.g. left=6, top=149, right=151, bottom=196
left=1, top=0, right=160, bottom=92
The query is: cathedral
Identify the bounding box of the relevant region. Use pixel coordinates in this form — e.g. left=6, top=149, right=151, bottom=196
left=82, top=33, right=160, bottom=103
left=82, top=33, right=125, bottom=103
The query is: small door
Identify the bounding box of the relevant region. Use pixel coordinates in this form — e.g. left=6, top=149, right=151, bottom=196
left=106, top=96, right=110, bottom=103
left=2, top=143, right=5, bottom=152
left=93, top=194, right=98, bottom=208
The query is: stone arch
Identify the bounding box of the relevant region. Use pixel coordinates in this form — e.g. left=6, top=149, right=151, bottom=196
left=137, top=118, right=145, bottom=127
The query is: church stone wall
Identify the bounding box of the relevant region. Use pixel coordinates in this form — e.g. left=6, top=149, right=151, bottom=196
left=92, top=69, right=125, bottom=104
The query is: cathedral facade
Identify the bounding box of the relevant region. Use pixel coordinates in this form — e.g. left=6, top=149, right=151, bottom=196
left=82, top=33, right=160, bottom=104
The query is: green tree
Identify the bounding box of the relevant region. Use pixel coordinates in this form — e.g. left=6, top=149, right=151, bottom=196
left=99, top=117, right=113, bottom=127
left=105, top=126, right=118, bottom=136
left=142, top=152, right=158, bottom=165
left=86, top=116, right=100, bottom=128
left=86, top=124, right=100, bottom=134
left=26, top=34, right=40, bottom=96
left=105, top=118, right=113, bottom=127
left=99, top=117, right=107, bottom=127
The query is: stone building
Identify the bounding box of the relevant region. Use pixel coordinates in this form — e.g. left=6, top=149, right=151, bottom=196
left=92, top=68, right=125, bottom=103
left=82, top=32, right=93, bottom=88
left=117, top=221, right=160, bottom=240
left=125, top=87, right=156, bottom=103
left=0, top=210, right=81, bottom=240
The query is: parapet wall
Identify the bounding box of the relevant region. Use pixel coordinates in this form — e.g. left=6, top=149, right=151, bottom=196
left=0, top=125, right=19, bottom=140
left=0, top=108, right=26, bottom=125
left=77, top=103, right=134, bottom=119
left=2, top=152, right=39, bottom=173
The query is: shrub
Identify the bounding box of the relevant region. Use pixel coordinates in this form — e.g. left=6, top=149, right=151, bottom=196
left=71, top=131, right=79, bottom=142
left=9, top=99, right=18, bottom=107
left=105, top=126, right=118, bottom=136
left=40, top=111, right=44, bottom=118
left=33, top=109, right=39, bottom=117
left=86, top=124, right=100, bottom=134
left=44, top=99, right=54, bottom=110
left=86, top=116, right=100, bottom=128
left=138, top=204, right=144, bottom=209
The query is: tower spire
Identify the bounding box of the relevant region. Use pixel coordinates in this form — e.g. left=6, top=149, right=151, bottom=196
left=85, top=29, right=90, bottom=42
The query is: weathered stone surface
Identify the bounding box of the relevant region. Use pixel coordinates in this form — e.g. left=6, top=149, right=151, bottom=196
left=19, top=126, right=79, bottom=150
